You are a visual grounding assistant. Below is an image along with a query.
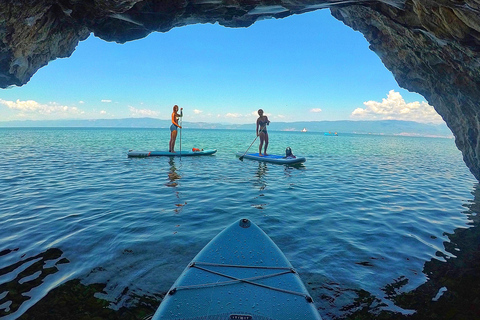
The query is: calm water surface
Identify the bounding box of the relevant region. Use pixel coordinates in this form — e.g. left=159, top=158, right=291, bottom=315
left=0, top=128, right=477, bottom=319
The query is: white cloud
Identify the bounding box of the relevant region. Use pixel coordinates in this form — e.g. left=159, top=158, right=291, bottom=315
left=100, top=110, right=107, bottom=115
left=101, top=99, right=112, bottom=103
left=0, top=99, right=83, bottom=118
left=251, top=110, right=271, bottom=117
left=129, top=106, right=159, bottom=117
left=193, top=109, right=202, bottom=114
left=225, top=112, right=243, bottom=118
left=351, top=90, right=444, bottom=123
left=310, top=108, right=322, bottom=113
left=204, top=111, right=270, bottom=123
left=224, top=111, right=263, bottom=119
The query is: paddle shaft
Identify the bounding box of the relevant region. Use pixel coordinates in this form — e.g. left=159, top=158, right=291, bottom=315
left=179, top=110, right=182, bottom=159
left=239, top=124, right=266, bottom=160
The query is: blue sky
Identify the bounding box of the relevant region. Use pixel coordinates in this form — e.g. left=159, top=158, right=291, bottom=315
left=0, top=9, right=443, bottom=124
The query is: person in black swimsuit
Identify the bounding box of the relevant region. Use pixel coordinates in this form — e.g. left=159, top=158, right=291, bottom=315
left=169, top=105, right=183, bottom=152
left=256, top=109, right=270, bottom=156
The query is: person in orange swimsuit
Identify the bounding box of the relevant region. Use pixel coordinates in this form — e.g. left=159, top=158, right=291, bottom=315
left=169, top=105, right=183, bottom=152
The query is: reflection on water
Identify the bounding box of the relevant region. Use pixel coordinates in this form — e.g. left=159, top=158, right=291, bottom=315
left=166, top=158, right=186, bottom=215
left=283, top=163, right=306, bottom=176
left=253, top=162, right=306, bottom=191
left=166, top=158, right=181, bottom=188
left=0, top=248, right=68, bottom=318
left=252, top=163, right=268, bottom=209
left=338, top=183, right=480, bottom=319
left=251, top=163, right=306, bottom=210
left=10, top=182, right=480, bottom=319
left=254, top=162, right=268, bottom=191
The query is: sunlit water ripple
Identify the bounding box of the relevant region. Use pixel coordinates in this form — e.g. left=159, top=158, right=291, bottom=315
left=0, top=128, right=477, bottom=319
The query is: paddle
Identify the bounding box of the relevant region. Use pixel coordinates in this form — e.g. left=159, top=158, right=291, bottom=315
left=179, top=108, right=183, bottom=159
left=239, top=124, right=265, bottom=161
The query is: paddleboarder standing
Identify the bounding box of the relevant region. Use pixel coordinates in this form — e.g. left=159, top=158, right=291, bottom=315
left=169, top=105, right=183, bottom=152
left=256, top=109, right=270, bottom=156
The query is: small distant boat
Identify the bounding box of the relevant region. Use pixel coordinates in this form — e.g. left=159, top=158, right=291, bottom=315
left=302, top=127, right=307, bottom=132
left=324, top=132, right=338, bottom=136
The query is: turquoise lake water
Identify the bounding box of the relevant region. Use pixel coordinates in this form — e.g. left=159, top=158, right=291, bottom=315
left=0, top=128, right=478, bottom=319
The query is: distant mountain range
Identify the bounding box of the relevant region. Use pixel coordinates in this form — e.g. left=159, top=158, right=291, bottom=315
left=0, top=118, right=453, bottom=137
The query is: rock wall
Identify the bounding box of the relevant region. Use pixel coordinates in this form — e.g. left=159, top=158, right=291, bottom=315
left=1, top=0, right=480, bottom=180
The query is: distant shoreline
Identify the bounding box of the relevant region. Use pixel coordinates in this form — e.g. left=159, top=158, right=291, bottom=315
left=0, top=118, right=453, bottom=138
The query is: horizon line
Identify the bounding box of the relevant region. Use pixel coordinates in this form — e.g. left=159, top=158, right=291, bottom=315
left=0, top=117, right=447, bottom=126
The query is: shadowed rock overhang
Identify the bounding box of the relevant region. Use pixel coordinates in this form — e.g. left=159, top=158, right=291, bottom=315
left=1, top=0, right=480, bottom=180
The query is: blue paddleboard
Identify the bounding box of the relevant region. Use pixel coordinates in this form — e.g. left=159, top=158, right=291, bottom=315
left=152, top=218, right=322, bottom=320
left=236, top=152, right=306, bottom=164
left=128, top=149, right=217, bottom=157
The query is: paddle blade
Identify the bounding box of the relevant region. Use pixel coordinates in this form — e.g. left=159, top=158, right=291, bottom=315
left=239, top=156, right=244, bottom=161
